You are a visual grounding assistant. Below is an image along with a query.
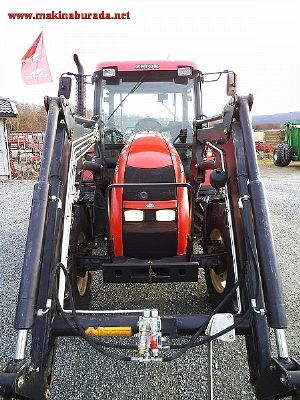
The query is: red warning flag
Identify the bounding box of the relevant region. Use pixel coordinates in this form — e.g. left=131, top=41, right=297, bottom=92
left=21, top=32, right=52, bottom=85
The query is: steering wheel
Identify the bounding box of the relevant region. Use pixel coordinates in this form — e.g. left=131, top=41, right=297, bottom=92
left=135, top=118, right=163, bottom=133
left=104, top=128, right=124, bottom=144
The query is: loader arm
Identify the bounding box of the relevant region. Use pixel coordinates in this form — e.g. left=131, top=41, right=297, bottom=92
left=190, top=94, right=300, bottom=398
left=0, top=96, right=100, bottom=399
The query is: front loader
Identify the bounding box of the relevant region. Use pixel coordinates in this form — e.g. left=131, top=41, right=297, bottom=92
left=0, top=56, right=300, bottom=399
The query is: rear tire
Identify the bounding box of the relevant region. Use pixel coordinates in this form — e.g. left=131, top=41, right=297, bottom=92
left=273, top=144, right=292, bottom=166
left=204, top=203, right=236, bottom=312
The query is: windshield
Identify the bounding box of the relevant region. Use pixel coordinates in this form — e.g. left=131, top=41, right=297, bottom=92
left=99, top=72, right=195, bottom=144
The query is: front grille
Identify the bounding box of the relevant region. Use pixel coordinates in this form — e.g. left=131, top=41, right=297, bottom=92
left=123, top=165, right=176, bottom=201
left=123, top=221, right=177, bottom=259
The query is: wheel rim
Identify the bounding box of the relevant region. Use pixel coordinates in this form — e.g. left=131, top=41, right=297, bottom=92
left=77, top=273, right=89, bottom=296
left=209, top=228, right=227, bottom=294
left=77, top=231, right=89, bottom=296
left=209, top=268, right=228, bottom=293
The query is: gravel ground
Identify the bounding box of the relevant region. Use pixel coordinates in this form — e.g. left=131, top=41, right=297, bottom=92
left=0, top=164, right=299, bottom=400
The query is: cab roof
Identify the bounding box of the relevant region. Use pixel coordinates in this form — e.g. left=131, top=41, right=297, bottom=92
left=95, top=60, right=198, bottom=73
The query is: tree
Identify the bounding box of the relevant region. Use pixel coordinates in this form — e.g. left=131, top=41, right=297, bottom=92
left=10, top=102, right=47, bottom=132
left=252, top=122, right=283, bottom=131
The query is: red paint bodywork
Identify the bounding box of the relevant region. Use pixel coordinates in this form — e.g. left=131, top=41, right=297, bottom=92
left=110, top=133, right=190, bottom=257
left=123, top=200, right=177, bottom=210
left=164, top=138, right=190, bottom=255
left=110, top=141, right=131, bottom=256
left=127, top=133, right=174, bottom=168
left=95, top=60, right=198, bottom=73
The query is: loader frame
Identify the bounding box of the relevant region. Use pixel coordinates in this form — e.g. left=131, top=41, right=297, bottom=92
left=1, top=88, right=300, bottom=399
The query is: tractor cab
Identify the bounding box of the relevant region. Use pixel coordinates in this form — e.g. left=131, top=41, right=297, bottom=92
left=92, top=61, right=202, bottom=180
left=93, top=61, right=199, bottom=145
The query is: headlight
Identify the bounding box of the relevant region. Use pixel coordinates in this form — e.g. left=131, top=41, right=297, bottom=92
left=124, top=210, right=144, bottom=222
left=156, top=210, right=176, bottom=222
left=103, top=68, right=116, bottom=77
left=178, top=66, right=192, bottom=76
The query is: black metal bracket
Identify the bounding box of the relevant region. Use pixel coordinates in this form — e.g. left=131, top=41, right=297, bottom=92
left=255, top=357, right=300, bottom=399
left=102, top=260, right=199, bottom=283
left=50, top=313, right=250, bottom=337
left=77, top=252, right=227, bottom=276
left=0, top=359, right=36, bottom=400
left=190, top=252, right=227, bottom=269
left=77, top=254, right=109, bottom=271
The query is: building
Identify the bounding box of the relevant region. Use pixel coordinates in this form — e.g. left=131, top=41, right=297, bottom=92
left=0, top=97, right=18, bottom=179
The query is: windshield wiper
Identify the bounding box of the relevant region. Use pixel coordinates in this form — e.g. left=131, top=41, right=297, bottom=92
left=161, top=100, right=177, bottom=119
left=107, top=75, right=145, bottom=121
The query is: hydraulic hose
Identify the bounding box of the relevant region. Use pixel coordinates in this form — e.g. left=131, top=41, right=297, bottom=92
left=53, top=263, right=134, bottom=358
left=48, top=175, right=262, bottom=362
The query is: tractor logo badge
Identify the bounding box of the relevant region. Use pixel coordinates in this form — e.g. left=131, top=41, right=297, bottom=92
left=136, top=64, right=159, bottom=70
left=146, top=203, right=155, bottom=208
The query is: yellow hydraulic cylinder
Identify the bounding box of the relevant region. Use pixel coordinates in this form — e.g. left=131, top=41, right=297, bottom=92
left=84, top=326, right=132, bottom=337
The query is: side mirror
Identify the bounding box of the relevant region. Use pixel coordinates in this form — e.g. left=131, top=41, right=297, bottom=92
left=58, top=76, right=72, bottom=99
left=226, top=72, right=237, bottom=96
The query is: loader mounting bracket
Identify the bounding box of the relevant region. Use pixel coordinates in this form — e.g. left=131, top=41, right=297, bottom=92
left=256, top=357, right=300, bottom=399
left=0, top=359, right=37, bottom=400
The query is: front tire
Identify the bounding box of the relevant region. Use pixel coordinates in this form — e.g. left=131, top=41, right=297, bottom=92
left=65, top=206, right=92, bottom=309
left=204, top=203, right=236, bottom=312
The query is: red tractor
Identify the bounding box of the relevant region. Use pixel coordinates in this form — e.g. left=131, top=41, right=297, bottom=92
left=1, top=57, right=300, bottom=400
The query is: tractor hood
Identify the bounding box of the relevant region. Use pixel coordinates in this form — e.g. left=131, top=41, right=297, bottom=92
left=126, top=133, right=173, bottom=169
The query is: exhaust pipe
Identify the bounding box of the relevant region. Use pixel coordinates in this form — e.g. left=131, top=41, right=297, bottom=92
left=73, top=54, right=86, bottom=117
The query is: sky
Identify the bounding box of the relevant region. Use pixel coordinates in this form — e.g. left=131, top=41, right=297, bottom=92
left=0, top=0, right=299, bottom=116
